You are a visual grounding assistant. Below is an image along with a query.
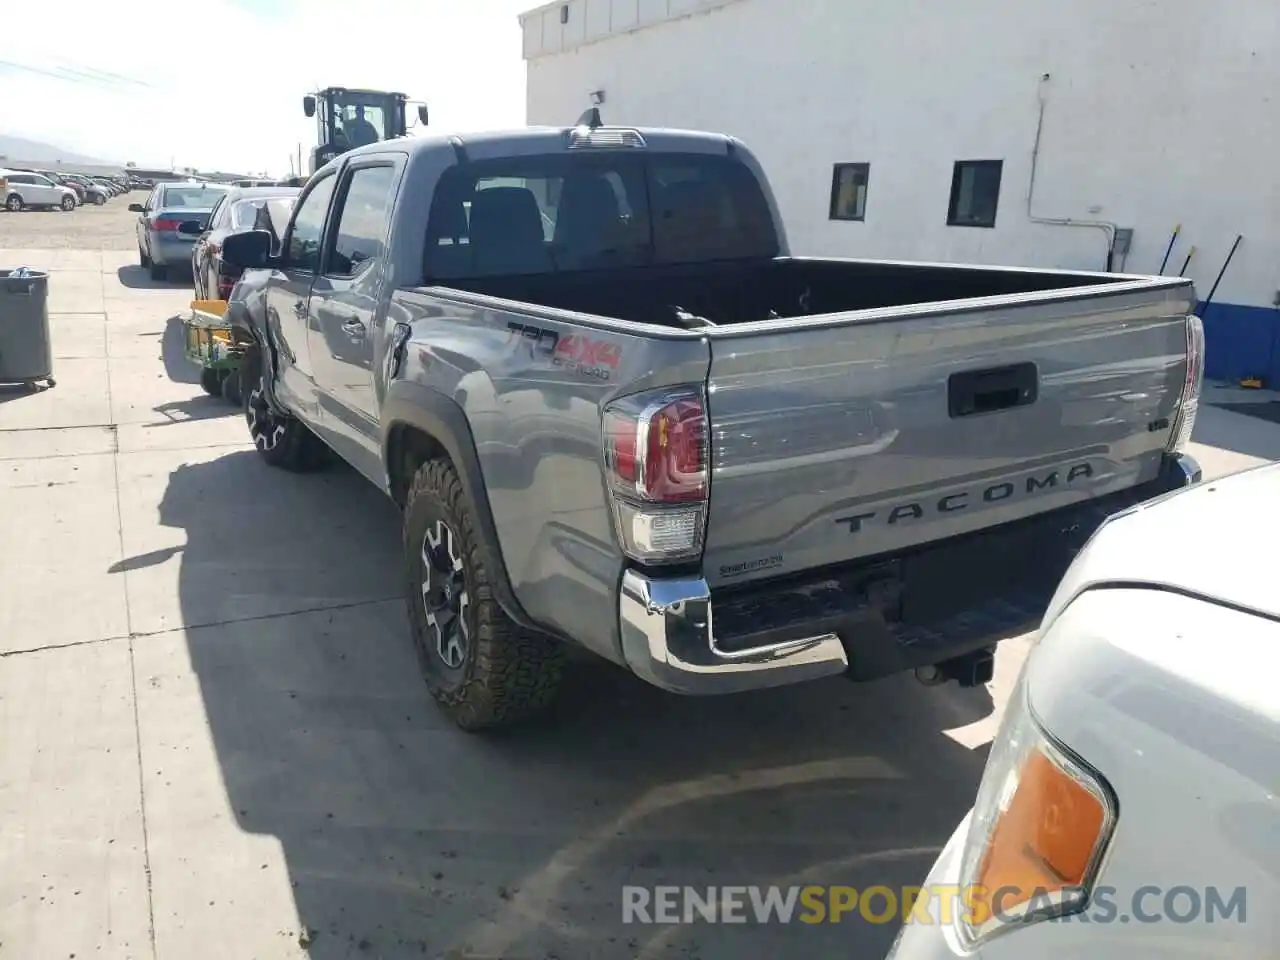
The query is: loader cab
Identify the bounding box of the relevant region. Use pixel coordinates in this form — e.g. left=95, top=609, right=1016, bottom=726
left=303, top=87, right=429, bottom=174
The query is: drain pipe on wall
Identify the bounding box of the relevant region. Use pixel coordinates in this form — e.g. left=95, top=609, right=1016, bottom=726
left=1027, top=74, right=1118, bottom=271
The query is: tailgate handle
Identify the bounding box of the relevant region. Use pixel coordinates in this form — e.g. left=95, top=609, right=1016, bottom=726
left=949, top=363, right=1038, bottom=418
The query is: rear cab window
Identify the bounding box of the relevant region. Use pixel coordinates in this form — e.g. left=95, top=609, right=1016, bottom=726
left=424, top=151, right=777, bottom=280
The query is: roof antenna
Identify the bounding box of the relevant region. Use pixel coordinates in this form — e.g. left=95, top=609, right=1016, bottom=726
left=576, top=106, right=602, bottom=128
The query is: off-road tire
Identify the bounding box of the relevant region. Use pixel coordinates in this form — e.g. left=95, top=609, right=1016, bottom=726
left=5, top=194, right=23, bottom=212
left=404, top=459, right=564, bottom=731
left=199, top=368, right=223, bottom=396
left=149, top=261, right=167, bottom=282
left=242, top=347, right=329, bottom=471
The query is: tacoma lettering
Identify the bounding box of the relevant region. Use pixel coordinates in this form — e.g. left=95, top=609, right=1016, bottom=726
left=835, top=463, right=1095, bottom=534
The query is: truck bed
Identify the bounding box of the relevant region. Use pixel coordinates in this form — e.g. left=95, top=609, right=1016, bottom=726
left=429, top=258, right=1195, bottom=591
left=437, top=255, right=1134, bottom=329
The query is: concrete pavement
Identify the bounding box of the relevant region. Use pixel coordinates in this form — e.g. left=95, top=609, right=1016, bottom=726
left=1, top=246, right=1276, bottom=960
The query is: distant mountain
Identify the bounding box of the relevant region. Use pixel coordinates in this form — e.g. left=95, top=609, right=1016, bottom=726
left=0, top=134, right=119, bottom=166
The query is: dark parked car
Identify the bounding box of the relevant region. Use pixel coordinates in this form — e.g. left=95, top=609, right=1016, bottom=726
left=184, top=186, right=300, bottom=300
left=63, top=175, right=108, bottom=204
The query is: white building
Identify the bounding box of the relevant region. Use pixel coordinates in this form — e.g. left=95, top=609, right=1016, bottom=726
left=520, top=0, right=1279, bottom=384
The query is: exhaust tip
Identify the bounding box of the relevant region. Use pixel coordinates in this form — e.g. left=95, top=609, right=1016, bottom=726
left=915, top=647, right=997, bottom=688
left=914, top=664, right=946, bottom=686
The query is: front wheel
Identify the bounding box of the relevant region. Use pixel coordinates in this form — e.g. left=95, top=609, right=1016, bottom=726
left=94, top=194, right=106, bottom=206
left=242, top=347, right=329, bottom=471
left=60, top=195, right=76, bottom=211
left=404, top=459, right=565, bottom=731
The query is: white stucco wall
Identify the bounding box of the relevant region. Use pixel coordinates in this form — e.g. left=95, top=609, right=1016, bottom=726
left=522, top=0, right=1278, bottom=312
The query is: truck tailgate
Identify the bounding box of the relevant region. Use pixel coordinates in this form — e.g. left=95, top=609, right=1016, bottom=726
left=701, top=282, right=1194, bottom=588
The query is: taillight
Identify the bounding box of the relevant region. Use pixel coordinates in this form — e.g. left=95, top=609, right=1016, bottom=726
left=152, top=218, right=182, bottom=232
left=1167, top=314, right=1204, bottom=454
left=602, top=387, right=709, bottom=564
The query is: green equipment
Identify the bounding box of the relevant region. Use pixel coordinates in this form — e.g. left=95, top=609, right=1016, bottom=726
left=302, top=86, right=428, bottom=174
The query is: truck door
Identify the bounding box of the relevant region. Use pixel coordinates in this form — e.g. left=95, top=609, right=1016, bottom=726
left=308, top=157, right=401, bottom=468
left=265, top=171, right=337, bottom=411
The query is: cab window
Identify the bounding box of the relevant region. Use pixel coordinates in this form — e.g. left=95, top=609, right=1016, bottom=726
left=326, top=165, right=397, bottom=277
left=284, top=174, right=337, bottom=272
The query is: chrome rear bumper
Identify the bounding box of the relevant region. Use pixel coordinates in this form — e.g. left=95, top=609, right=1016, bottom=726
left=618, top=570, right=850, bottom=695
left=616, top=453, right=1202, bottom=696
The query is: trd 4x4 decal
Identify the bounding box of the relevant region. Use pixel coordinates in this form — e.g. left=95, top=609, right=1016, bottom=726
left=506, top=322, right=623, bottom=382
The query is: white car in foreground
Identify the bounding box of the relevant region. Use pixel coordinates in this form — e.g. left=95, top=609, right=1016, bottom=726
left=890, top=458, right=1278, bottom=959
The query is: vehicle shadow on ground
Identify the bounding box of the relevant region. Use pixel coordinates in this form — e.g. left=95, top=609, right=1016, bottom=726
left=146, top=397, right=235, bottom=425
left=141, top=450, right=994, bottom=960
left=115, top=264, right=191, bottom=290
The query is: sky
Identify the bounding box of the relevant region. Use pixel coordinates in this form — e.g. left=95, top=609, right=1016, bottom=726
left=0, top=0, right=536, bottom=174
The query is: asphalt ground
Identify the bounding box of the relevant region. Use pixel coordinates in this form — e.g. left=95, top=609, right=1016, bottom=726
left=1, top=205, right=1277, bottom=959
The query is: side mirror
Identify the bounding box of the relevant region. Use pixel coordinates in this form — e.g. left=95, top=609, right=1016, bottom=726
left=128, top=202, right=144, bottom=213
left=303, top=95, right=316, bottom=118
left=221, top=230, right=273, bottom=271
left=416, top=104, right=429, bottom=126
left=177, top=220, right=204, bottom=236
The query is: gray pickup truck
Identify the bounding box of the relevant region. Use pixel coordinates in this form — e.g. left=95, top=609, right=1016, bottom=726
left=220, top=120, right=1205, bottom=730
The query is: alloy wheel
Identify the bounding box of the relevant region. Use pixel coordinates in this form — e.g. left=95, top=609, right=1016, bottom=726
left=420, top=519, right=470, bottom=670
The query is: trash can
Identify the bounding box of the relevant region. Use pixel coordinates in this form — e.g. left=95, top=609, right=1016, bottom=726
left=0, top=267, right=55, bottom=389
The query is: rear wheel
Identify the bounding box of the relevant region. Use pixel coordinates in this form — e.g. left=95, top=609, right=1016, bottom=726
left=60, top=195, right=76, bottom=211
left=5, top=194, right=22, bottom=212
left=242, top=347, right=329, bottom=471
left=149, top=261, right=167, bottom=282
left=404, top=459, right=565, bottom=730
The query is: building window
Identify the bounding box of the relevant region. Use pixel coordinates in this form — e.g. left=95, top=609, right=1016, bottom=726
left=829, top=163, right=869, bottom=221
left=947, top=160, right=1002, bottom=228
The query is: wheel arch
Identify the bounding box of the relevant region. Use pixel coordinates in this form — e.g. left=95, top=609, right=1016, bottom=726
left=226, top=285, right=288, bottom=416
left=383, top=381, right=545, bottom=635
